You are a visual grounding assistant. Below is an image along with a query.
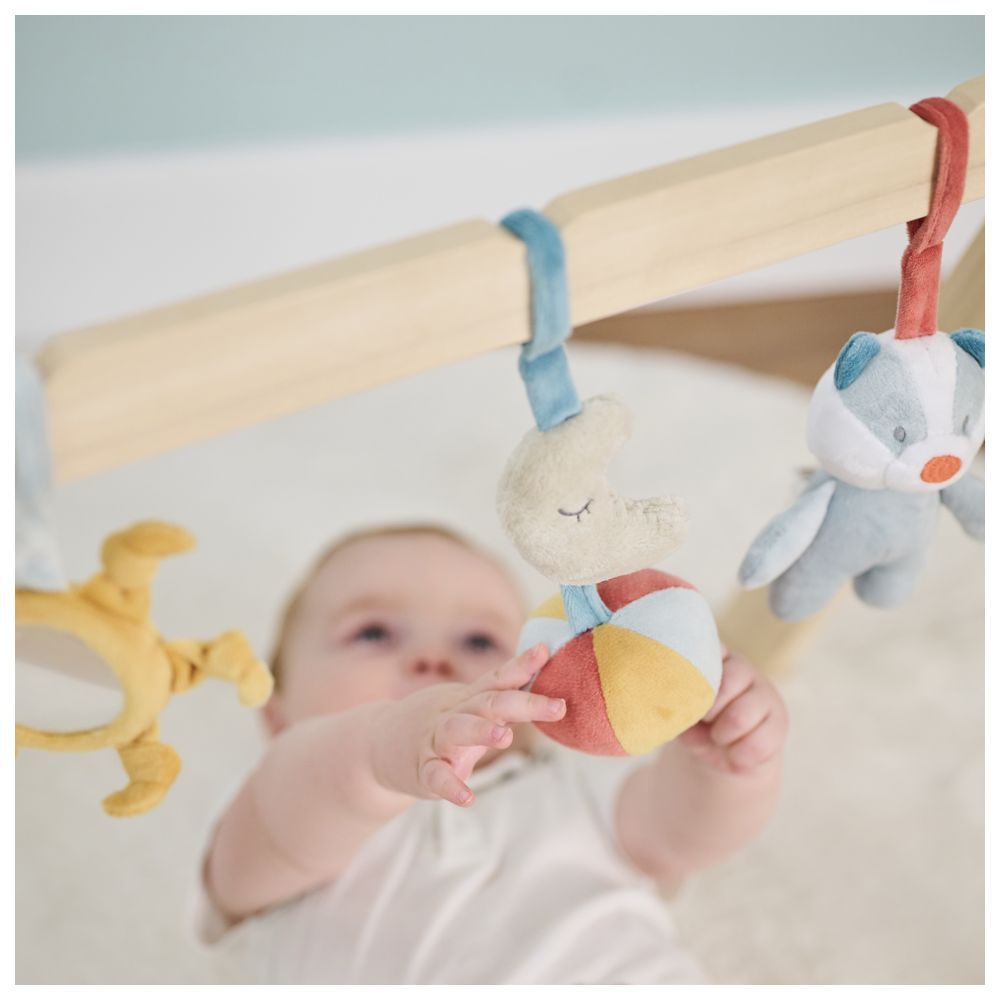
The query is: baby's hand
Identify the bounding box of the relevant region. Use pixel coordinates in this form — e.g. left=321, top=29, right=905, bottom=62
left=677, top=649, right=788, bottom=775
left=371, top=644, right=564, bottom=807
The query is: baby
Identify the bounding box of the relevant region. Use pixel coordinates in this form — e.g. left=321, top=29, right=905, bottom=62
left=190, top=524, right=789, bottom=985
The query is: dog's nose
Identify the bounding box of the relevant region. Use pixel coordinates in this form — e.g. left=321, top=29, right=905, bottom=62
left=920, top=455, right=962, bottom=483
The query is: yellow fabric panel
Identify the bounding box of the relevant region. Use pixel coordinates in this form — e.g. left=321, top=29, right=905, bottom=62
left=593, top=623, right=715, bottom=755
left=531, top=592, right=568, bottom=621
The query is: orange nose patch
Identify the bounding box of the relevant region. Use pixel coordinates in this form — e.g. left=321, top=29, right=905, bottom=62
left=921, top=455, right=962, bottom=483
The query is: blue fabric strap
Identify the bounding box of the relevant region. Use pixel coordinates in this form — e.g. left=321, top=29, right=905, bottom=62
left=561, top=583, right=613, bottom=636
left=16, top=356, right=65, bottom=591
left=500, top=208, right=581, bottom=431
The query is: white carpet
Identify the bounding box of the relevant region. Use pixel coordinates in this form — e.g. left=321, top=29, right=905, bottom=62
left=15, top=343, right=984, bottom=984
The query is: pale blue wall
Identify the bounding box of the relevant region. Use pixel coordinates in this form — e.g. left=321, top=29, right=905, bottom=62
left=16, top=15, right=985, bottom=161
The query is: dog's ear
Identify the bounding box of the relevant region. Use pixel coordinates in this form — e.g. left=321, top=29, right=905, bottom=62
left=951, top=328, right=985, bottom=369
left=833, top=332, right=881, bottom=390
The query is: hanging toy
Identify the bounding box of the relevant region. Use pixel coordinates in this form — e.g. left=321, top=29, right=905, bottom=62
left=16, top=521, right=274, bottom=816
left=497, top=209, right=722, bottom=756
left=738, top=98, right=985, bottom=621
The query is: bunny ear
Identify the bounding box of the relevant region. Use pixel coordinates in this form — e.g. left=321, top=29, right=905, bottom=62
left=951, top=328, right=985, bottom=368
left=833, top=332, right=881, bottom=390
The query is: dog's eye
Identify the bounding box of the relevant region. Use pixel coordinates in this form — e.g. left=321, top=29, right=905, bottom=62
left=893, top=426, right=907, bottom=443
left=962, top=414, right=971, bottom=434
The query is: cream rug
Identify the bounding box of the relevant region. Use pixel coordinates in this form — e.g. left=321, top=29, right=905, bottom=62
left=15, top=343, right=984, bottom=984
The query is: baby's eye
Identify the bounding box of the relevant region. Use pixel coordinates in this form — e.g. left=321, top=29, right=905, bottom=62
left=464, top=632, right=499, bottom=653
left=352, top=623, right=391, bottom=644
left=893, top=426, right=907, bottom=443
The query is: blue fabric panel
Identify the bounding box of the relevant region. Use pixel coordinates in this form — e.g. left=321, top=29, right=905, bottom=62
left=560, top=583, right=613, bottom=636
left=501, top=207, right=582, bottom=431
left=500, top=208, right=570, bottom=361
left=518, top=347, right=581, bottom=432
left=951, top=327, right=985, bottom=368
left=15, top=356, right=65, bottom=590
left=834, top=331, right=881, bottom=390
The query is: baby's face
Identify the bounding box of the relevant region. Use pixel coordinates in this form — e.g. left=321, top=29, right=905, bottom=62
left=267, top=533, right=525, bottom=730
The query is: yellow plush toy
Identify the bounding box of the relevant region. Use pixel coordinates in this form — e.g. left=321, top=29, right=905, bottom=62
left=15, top=520, right=273, bottom=817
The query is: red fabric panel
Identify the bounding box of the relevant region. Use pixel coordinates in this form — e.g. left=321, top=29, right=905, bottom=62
left=596, top=568, right=695, bottom=613
left=532, top=630, right=626, bottom=756
left=895, top=97, right=970, bottom=339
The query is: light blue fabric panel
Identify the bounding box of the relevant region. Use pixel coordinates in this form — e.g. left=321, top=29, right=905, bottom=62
left=560, top=583, right=612, bottom=636
left=518, top=348, right=581, bottom=432
left=608, top=587, right=723, bottom=690
left=834, top=332, right=881, bottom=390
left=951, top=328, right=985, bottom=368
left=516, top=615, right=574, bottom=658
left=500, top=209, right=569, bottom=362
left=738, top=478, right=838, bottom=588
left=501, top=208, right=582, bottom=432
left=15, top=357, right=65, bottom=591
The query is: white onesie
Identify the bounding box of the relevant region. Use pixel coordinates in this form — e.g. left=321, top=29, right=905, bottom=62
left=187, top=740, right=707, bottom=985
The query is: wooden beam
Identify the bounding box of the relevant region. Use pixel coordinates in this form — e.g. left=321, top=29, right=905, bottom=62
left=37, top=77, right=984, bottom=482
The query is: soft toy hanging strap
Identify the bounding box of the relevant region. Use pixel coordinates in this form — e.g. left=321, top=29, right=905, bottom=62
left=500, top=208, right=610, bottom=635
left=500, top=208, right=582, bottom=430
left=15, top=356, right=65, bottom=591
left=894, top=97, right=969, bottom=340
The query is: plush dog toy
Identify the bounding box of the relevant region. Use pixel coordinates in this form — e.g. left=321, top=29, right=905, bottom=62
left=16, top=521, right=273, bottom=816
left=498, top=209, right=722, bottom=755
left=738, top=97, right=985, bottom=621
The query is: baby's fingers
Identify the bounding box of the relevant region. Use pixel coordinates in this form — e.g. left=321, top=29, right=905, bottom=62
left=724, top=716, right=785, bottom=773
left=463, top=687, right=566, bottom=725
left=702, top=651, right=755, bottom=723
left=708, top=687, right=773, bottom=747
left=469, top=643, right=549, bottom=695
left=436, top=713, right=514, bottom=752
left=420, top=757, right=475, bottom=807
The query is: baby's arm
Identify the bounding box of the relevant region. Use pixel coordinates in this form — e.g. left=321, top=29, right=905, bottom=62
left=205, top=644, right=561, bottom=922
left=615, top=650, right=788, bottom=888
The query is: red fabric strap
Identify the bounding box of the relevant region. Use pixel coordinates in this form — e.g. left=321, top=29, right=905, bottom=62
left=894, top=97, right=969, bottom=340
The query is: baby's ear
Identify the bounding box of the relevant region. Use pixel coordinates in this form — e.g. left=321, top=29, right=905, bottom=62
left=951, top=328, right=985, bottom=368
left=833, top=332, right=881, bottom=390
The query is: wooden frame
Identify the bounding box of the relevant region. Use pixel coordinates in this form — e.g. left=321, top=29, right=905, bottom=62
left=35, top=76, right=984, bottom=484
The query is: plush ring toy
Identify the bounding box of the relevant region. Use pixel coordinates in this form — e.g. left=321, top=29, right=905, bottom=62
left=16, top=521, right=273, bottom=817
left=497, top=209, right=722, bottom=756
left=738, top=97, right=985, bottom=621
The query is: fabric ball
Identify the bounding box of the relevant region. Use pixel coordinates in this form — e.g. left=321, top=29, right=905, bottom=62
left=518, top=569, right=722, bottom=755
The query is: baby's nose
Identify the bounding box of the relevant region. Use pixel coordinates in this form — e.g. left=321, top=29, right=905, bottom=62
left=407, top=656, right=456, bottom=680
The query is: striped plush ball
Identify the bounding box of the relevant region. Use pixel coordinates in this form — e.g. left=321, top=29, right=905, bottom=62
left=518, top=570, right=723, bottom=756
